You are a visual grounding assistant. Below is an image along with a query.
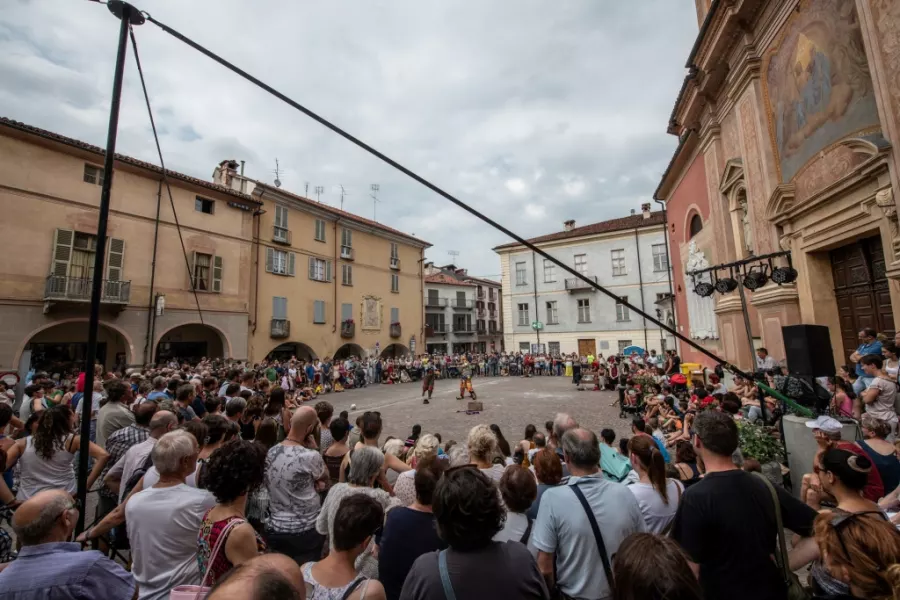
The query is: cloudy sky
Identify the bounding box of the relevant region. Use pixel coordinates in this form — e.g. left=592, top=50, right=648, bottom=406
left=2, top=0, right=698, bottom=278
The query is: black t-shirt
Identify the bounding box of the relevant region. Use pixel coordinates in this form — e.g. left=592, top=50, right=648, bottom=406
left=378, top=507, right=447, bottom=600
left=672, top=469, right=817, bottom=600
left=399, top=542, right=549, bottom=600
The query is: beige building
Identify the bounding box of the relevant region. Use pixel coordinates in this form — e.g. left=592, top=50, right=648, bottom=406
left=0, top=118, right=258, bottom=374
left=211, top=162, right=431, bottom=363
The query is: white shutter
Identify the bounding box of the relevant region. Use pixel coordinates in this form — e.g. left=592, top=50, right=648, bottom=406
left=212, top=255, right=223, bottom=292
left=308, top=256, right=316, bottom=280
left=266, top=247, right=274, bottom=273
left=52, top=228, right=75, bottom=277
left=326, top=260, right=333, bottom=282
left=288, top=252, right=296, bottom=277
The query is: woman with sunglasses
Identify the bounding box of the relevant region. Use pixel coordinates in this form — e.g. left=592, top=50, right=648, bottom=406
left=811, top=510, right=900, bottom=600
left=808, top=448, right=881, bottom=514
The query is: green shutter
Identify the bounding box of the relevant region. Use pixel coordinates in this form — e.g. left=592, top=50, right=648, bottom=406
left=391, top=307, right=399, bottom=323
left=308, top=256, right=316, bottom=280
left=106, top=238, right=125, bottom=281
left=326, top=260, right=333, bottom=282
left=314, top=300, right=325, bottom=324
left=341, top=303, right=352, bottom=321
left=52, top=229, right=75, bottom=277
left=288, top=252, right=296, bottom=276
left=265, top=247, right=274, bottom=273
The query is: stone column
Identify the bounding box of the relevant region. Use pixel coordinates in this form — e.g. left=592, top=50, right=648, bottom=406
left=714, top=295, right=754, bottom=371
left=748, top=285, right=801, bottom=363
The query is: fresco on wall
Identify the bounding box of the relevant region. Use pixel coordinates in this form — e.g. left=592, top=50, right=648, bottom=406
left=764, top=0, right=878, bottom=183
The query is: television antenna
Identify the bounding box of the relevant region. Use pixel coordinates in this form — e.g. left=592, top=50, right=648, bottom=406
left=272, top=158, right=283, bottom=188
left=447, top=250, right=460, bottom=266
left=370, top=183, right=380, bottom=221
left=304, top=181, right=309, bottom=197
left=314, top=186, right=324, bottom=202
left=339, top=185, right=348, bottom=211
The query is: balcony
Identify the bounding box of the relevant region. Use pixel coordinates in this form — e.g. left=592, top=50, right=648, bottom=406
left=390, top=323, right=402, bottom=338
left=272, top=226, right=291, bottom=245
left=488, top=327, right=502, bottom=335
left=477, top=288, right=485, bottom=299
left=451, top=299, right=474, bottom=310
left=44, top=276, right=130, bottom=308
left=426, top=324, right=449, bottom=336
left=489, top=310, right=497, bottom=319
left=565, top=275, right=599, bottom=292
left=425, top=298, right=448, bottom=309
left=340, top=321, right=355, bottom=339
left=390, top=257, right=400, bottom=270
left=476, top=324, right=487, bottom=334
left=477, top=307, right=486, bottom=318
left=452, top=325, right=475, bottom=335
left=270, top=318, right=290, bottom=339
left=340, top=246, right=354, bottom=261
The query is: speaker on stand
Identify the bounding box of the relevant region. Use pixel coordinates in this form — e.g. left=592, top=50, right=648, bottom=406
left=782, top=324, right=836, bottom=416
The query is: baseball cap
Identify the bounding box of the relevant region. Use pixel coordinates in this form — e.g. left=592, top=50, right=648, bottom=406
left=805, top=415, right=843, bottom=434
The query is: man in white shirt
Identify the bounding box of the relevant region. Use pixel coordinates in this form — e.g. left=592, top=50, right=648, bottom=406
left=755, top=348, right=777, bottom=372
left=104, top=411, right=177, bottom=503
left=126, top=430, right=215, bottom=600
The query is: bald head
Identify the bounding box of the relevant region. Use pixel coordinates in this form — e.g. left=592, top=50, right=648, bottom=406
left=149, top=410, right=177, bottom=437
left=12, top=489, right=76, bottom=546
left=208, top=553, right=304, bottom=599
left=561, top=427, right=600, bottom=470
left=290, top=406, right=317, bottom=439
left=553, top=413, right=578, bottom=442
left=134, top=402, right=159, bottom=427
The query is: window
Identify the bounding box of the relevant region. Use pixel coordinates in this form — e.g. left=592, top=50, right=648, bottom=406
left=342, top=264, right=353, bottom=286
left=515, top=262, right=527, bottom=286
left=574, top=254, right=587, bottom=275
left=519, top=342, right=530, bottom=352
left=427, top=289, right=440, bottom=306
left=617, top=340, right=632, bottom=354
left=307, top=257, right=332, bottom=282
left=391, top=273, right=399, bottom=293
left=689, top=213, right=703, bottom=238
left=543, top=259, right=556, bottom=283
left=51, top=229, right=125, bottom=283
left=546, top=301, right=558, bottom=324
left=265, top=248, right=295, bottom=276
left=341, top=228, right=353, bottom=259
left=517, top=303, right=529, bottom=326
left=83, top=164, right=104, bottom=185
left=577, top=298, right=591, bottom=323
left=314, top=219, right=326, bottom=242
left=652, top=244, right=668, bottom=272
left=191, top=252, right=222, bottom=292
left=426, top=313, right=445, bottom=330
left=272, top=296, right=287, bottom=320
left=69, top=232, right=98, bottom=280
left=273, top=206, right=289, bottom=242
left=656, top=292, right=669, bottom=302
left=611, top=249, right=626, bottom=276
left=313, top=300, right=326, bottom=324
left=391, top=307, right=400, bottom=323
left=195, top=197, right=215, bottom=215
left=616, top=296, right=630, bottom=322
left=390, top=243, right=400, bottom=269
left=548, top=341, right=560, bottom=355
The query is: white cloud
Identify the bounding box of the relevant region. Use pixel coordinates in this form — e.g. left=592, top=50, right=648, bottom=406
left=524, top=203, right=547, bottom=220
left=505, top=178, right=528, bottom=194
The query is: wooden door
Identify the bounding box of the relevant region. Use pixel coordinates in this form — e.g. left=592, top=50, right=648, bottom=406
left=577, top=339, right=596, bottom=356
left=831, top=236, right=895, bottom=363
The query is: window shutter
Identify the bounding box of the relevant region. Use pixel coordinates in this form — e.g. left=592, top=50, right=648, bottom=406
left=308, top=256, right=316, bottom=280
left=106, top=237, right=125, bottom=281
left=52, top=228, right=75, bottom=277
left=326, top=260, right=333, bottom=282
left=265, top=247, right=274, bottom=273
left=190, top=251, right=198, bottom=289
left=314, top=300, right=325, bottom=324
left=341, top=302, right=352, bottom=321
left=391, top=307, right=399, bottom=323
left=288, top=252, right=296, bottom=276
left=212, top=255, right=223, bottom=292
left=273, top=296, right=287, bottom=319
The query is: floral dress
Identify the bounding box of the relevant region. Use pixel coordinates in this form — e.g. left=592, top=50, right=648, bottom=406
left=197, top=513, right=266, bottom=585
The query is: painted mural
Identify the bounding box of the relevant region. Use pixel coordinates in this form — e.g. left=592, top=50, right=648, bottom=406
left=764, top=0, right=878, bottom=183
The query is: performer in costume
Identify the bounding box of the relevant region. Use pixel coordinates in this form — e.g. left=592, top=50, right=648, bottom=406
left=457, top=359, right=477, bottom=400
left=422, top=365, right=435, bottom=404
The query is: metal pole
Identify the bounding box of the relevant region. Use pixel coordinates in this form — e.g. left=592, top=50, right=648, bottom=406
left=144, top=179, right=163, bottom=362
left=736, top=282, right=765, bottom=421
left=76, top=0, right=141, bottom=535
left=531, top=251, right=540, bottom=351
left=655, top=199, right=677, bottom=351
left=634, top=228, right=648, bottom=352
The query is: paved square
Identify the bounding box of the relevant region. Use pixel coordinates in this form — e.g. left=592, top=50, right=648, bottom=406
left=320, top=375, right=633, bottom=447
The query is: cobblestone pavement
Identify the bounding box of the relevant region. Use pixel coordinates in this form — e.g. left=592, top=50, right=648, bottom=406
left=318, top=375, right=633, bottom=446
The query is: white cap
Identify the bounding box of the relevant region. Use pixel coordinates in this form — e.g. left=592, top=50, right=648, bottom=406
left=805, top=415, right=843, bottom=434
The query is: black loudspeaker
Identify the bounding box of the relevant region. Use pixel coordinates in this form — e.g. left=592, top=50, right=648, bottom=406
left=782, top=324, right=836, bottom=377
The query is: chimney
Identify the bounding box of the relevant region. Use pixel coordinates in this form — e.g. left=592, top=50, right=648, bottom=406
left=563, top=219, right=576, bottom=232
left=213, top=159, right=239, bottom=188
left=641, top=202, right=652, bottom=219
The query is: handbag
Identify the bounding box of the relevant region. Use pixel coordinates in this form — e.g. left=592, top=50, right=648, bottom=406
left=753, top=474, right=811, bottom=600
left=170, top=518, right=245, bottom=600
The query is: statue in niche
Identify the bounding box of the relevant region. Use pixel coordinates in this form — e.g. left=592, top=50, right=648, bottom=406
left=739, top=193, right=754, bottom=256
left=362, top=296, right=382, bottom=330
left=685, top=241, right=719, bottom=340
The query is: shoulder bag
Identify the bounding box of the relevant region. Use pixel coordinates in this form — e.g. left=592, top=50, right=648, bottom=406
left=752, top=473, right=811, bottom=600
left=170, top=517, right=245, bottom=600
left=569, top=484, right=614, bottom=597
left=660, top=480, right=684, bottom=537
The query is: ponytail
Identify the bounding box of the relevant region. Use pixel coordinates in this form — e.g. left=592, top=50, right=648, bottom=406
left=628, top=435, right=669, bottom=504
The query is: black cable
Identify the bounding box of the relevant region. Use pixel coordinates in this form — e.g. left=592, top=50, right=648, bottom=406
left=128, top=28, right=205, bottom=326
left=141, top=13, right=749, bottom=379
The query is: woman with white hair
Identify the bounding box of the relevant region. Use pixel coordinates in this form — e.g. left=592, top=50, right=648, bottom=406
left=126, top=430, right=216, bottom=600
left=468, top=424, right=506, bottom=483
left=382, top=437, right=407, bottom=486
left=317, top=446, right=399, bottom=578
left=393, top=433, right=440, bottom=506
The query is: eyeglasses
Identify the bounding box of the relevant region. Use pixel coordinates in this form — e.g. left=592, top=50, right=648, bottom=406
left=829, top=510, right=886, bottom=560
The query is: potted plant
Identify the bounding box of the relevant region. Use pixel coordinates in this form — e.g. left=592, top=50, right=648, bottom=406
left=341, top=318, right=355, bottom=338
left=737, top=420, right=785, bottom=486
left=390, top=321, right=401, bottom=338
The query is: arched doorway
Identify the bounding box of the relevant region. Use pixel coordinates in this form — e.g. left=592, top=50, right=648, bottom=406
left=380, top=343, right=409, bottom=359
left=267, top=342, right=317, bottom=362
left=155, top=324, right=226, bottom=364
left=25, top=321, right=130, bottom=373
left=333, top=343, right=364, bottom=361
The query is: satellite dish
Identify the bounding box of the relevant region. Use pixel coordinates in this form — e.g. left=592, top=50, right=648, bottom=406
left=274, top=178, right=282, bottom=188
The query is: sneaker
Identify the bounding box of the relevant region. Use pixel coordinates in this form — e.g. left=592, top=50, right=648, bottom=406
left=423, top=399, right=430, bottom=404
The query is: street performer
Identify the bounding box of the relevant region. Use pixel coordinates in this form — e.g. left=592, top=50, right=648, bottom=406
left=422, top=364, right=436, bottom=404
left=457, top=358, right=477, bottom=401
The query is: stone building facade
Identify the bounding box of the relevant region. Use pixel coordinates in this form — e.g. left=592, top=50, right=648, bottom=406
left=655, top=0, right=900, bottom=370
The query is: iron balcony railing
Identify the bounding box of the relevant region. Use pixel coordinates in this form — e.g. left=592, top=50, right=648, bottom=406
left=44, top=276, right=130, bottom=304
left=425, top=298, right=449, bottom=308
left=477, top=289, right=486, bottom=299
left=271, top=319, right=290, bottom=338
left=390, top=257, right=401, bottom=270
left=565, top=275, right=599, bottom=291
left=451, top=299, right=474, bottom=309
left=273, top=226, right=291, bottom=245
left=452, top=325, right=475, bottom=334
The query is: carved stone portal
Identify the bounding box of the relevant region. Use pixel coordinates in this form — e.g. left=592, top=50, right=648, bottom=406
left=361, top=296, right=383, bottom=331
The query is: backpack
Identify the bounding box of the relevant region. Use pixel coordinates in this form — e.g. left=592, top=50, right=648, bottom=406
left=122, top=452, right=154, bottom=501
left=600, top=445, right=632, bottom=482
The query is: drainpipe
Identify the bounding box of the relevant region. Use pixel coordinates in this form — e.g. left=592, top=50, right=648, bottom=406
left=634, top=228, right=648, bottom=351
left=333, top=218, right=340, bottom=335
left=419, top=249, right=425, bottom=357
left=531, top=250, right=540, bottom=351
left=251, top=189, right=266, bottom=336
left=144, top=179, right=163, bottom=363
left=655, top=199, right=677, bottom=352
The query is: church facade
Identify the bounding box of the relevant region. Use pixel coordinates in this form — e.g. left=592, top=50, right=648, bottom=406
left=656, top=0, right=900, bottom=371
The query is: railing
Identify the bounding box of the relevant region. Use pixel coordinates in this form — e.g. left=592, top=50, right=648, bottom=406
left=477, top=308, right=486, bottom=318
left=425, top=298, right=448, bottom=308
left=451, top=299, right=474, bottom=309
left=488, top=327, right=502, bottom=335
left=476, top=324, right=487, bottom=334
left=565, top=275, right=599, bottom=291
left=489, top=310, right=497, bottom=318
left=390, top=323, right=402, bottom=338
left=340, top=246, right=354, bottom=260
left=452, top=326, right=475, bottom=334
left=273, top=226, right=291, bottom=245
left=340, top=322, right=355, bottom=338
left=44, top=276, right=130, bottom=304
left=390, top=257, right=400, bottom=270
left=426, top=324, right=449, bottom=335
left=270, top=318, right=290, bottom=338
